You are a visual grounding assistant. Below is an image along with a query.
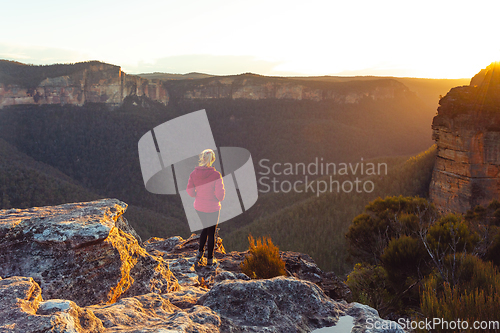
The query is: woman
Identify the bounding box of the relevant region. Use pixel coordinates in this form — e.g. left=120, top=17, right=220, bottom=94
left=186, top=149, right=225, bottom=266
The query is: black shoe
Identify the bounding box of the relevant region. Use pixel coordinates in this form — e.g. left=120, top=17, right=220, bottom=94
left=195, top=251, right=204, bottom=262
left=207, top=257, right=217, bottom=266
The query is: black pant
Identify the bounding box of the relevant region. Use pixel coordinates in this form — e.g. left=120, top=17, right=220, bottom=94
left=196, top=210, right=220, bottom=259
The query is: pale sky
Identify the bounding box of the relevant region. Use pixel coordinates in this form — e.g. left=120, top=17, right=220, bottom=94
left=1, top=0, right=498, bottom=78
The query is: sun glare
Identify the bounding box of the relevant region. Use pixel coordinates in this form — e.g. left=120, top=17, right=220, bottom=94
left=0, top=0, right=498, bottom=78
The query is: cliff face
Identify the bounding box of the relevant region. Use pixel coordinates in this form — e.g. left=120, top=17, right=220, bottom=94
left=430, top=62, right=500, bottom=213
left=170, top=74, right=408, bottom=103
left=0, top=62, right=169, bottom=108
left=0, top=61, right=410, bottom=109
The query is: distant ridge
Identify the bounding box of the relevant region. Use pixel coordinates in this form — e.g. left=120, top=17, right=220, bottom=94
left=0, top=59, right=469, bottom=110
left=137, top=72, right=215, bottom=80
left=0, top=60, right=168, bottom=108
left=137, top=69, right=469, bottom=109
left=0, top=59, right=115, bottom=88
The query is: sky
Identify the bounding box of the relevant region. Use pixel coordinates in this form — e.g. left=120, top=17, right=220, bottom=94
left=0, top=0, right=498, bottom=79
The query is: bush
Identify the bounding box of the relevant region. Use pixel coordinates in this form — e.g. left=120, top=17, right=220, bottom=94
left=381, top=235, right=428, bottom=286
left=345, top=195, right=435, bottom=265
left=486, top=231, right=500, bottom=266
left=420, top=254, right=500, bottom=332
left=240, top=234, right=286, bottom=279
left=346, top=236, right=428, bottom=317
left=346, top=263, right=394, bottom=316
left=426, top=214, right=479, bottom=255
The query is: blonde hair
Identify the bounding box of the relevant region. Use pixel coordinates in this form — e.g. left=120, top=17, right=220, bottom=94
left=198, top=149, right=216, bottom=167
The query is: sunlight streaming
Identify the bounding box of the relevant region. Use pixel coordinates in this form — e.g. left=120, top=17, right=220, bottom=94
left=0, top=0, right=498, bottom=78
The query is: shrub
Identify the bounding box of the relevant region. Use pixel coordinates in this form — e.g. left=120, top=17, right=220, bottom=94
left=345, top=236, right=428, bottom=317
left=381, top=235, right=428, bottom=288
left=346, top=196, right=436, bottom=265
left=426, top=214, right=479, bottom=255
left=486, top=231, right=500, bottom=266
left=346, top=263, right=394, bottom=316
left=463, top=201, right=500, bottom=262
left=465, top=200, right=500, bottom=227
left=240, top=234, right=286, bottom=279
left=420, top=254, right=500, bottom=332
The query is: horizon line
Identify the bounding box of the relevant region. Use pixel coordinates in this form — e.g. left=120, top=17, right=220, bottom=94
left=0, top=58, right=473, bottom=81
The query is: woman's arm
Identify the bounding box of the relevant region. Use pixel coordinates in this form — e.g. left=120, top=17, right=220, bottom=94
left=214, top=176, right=225, bottom=202
left=186, top=175, right=196, bottom=197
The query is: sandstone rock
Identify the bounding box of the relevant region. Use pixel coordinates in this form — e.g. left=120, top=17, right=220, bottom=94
left=430, top=62, right=500, bottom=213
left=0, top=275, right=220, bottom=333
left=347, top=303, right=405, bottom=333
left=281, top=252, right=352, bottom=302
left=161, top=286, right=208, bottom=309
left=0, top=62, right=169, bottom=109
left=0, top=276, right=105, bottom=333
left=198, top=276, right=345, bottom=332
left=145, top=234, right=398, bottom=332
left=115, top=215, right=142, bottom=244
left=144, top=236, right=185, bottom=253
left=0, top=198, right=179, bottom=306
left=0, top=275, right=400, bottom=333
left=177, top=75, right=407, bottom=103
left=148, top=235, right=351, bottom=301
left=146, top=233, right=228, bottom=288
left=0, top=199, right=401, bottom=332
left=145, top=233, right=226, bottom=256
left=88, top=293, right=221, bottom=333
left=0, top=61, right=409, bottom=109
left=213, top=270, right=251, bottom=284
left=216, top=250, right=249, bottom=272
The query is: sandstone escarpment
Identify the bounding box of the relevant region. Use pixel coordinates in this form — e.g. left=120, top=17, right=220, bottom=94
left=0, top=198, right=179, bottom=306
left=430, top=62, right=500, bottom=213
left=167, top=74, right=409, bottom=103
left=0, top=199, right=404, bottom=332
left=0, top=60, right=412, bottom=110
left=0, top=62, right=169, bottom=108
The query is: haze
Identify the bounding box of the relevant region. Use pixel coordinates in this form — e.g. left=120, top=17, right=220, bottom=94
left=1, top=0, right=498, bottom=78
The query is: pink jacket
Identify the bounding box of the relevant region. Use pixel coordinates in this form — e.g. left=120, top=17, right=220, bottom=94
left=186, top=166, right=225, bottom=212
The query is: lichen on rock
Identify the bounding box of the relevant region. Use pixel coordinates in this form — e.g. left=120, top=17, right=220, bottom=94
left=0, top=199, right=405, bottom=332
left=0, top=276, right=105, bottom=333
left=0, top=198, right=179, bottom=306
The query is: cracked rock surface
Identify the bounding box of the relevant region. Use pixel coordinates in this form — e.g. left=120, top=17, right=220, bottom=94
left=0, top=199, right=405, bottom=332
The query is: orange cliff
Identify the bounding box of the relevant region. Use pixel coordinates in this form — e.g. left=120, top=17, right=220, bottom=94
left=0, top=62, right=169, bottom=108
left=430, top=62, right=500, bottom=213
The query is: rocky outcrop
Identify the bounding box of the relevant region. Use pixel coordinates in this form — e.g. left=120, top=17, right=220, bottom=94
left=0, top=198, right=179, bottom=306
left=0, top=199, right=405, bottom=332
left=0, top=61, right=411, bottom=109
left=0, top=276, right=105, bottom=332
left=145, top=235, right=352, bottom=300
left=281, top=252, right=352, bottom=301
left=346, top=303, right=405, bottom=333
left=0, top=275, right=403, bottom=333
left=0, top=62, right=169, bottom=108
left=198, top=276, right=343, bottom=332
left=430, top=62, right=500, bottom=213
left=168, top=74, right=408, bottom=103
left=88, top=292, right=221, bottom=333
